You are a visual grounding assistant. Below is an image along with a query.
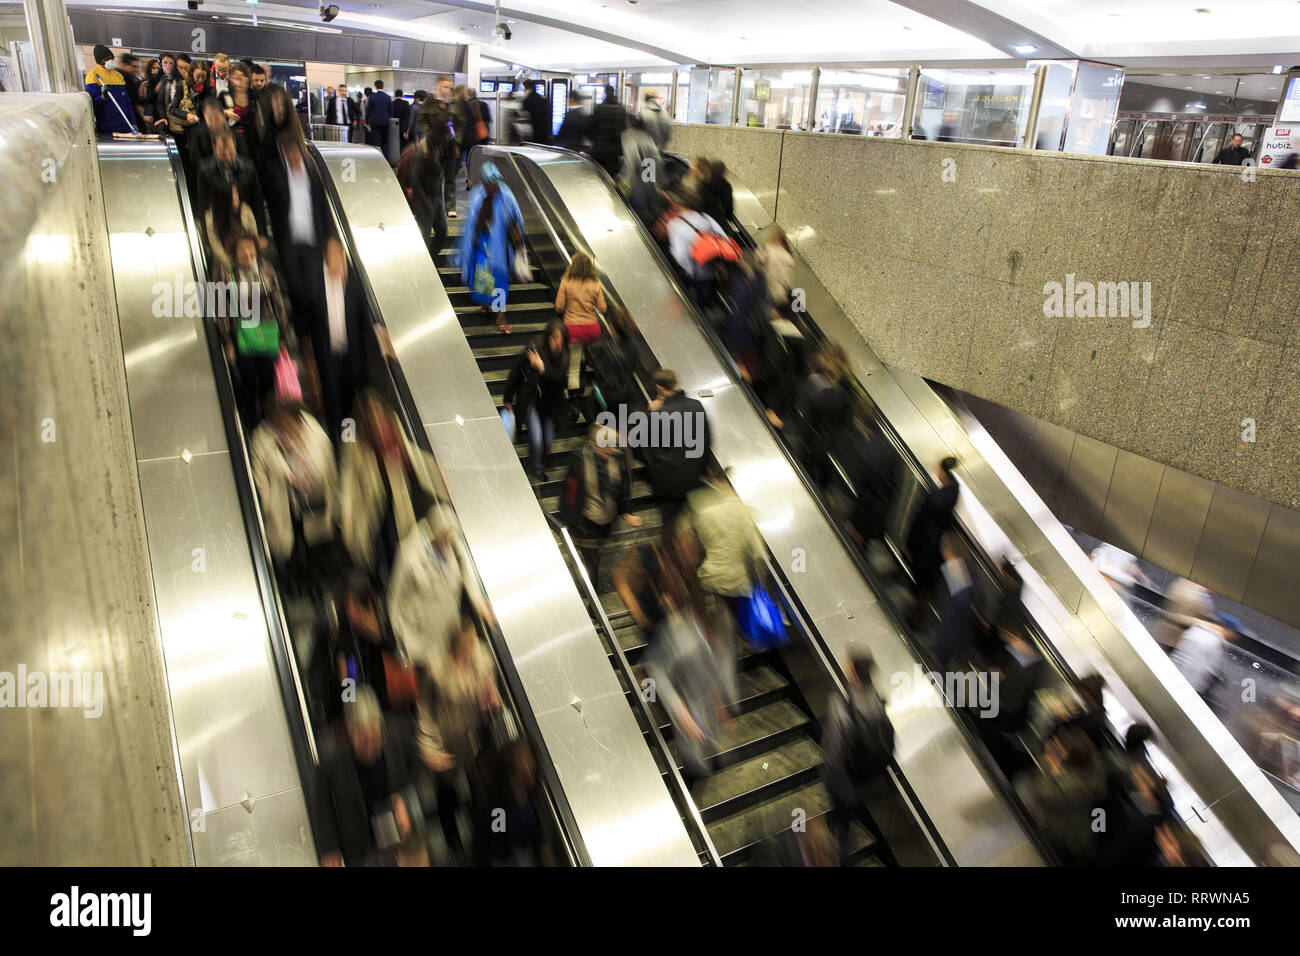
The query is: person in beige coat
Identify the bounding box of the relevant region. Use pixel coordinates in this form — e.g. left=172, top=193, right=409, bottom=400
left=339, top=390, right=444, bottom=573
left=250, top=400, right=340, bottom=566
left=387, top=503, right=489, bottom=679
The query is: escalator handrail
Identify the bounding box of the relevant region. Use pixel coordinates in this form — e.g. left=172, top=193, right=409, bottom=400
left=305, top=141, right=589, bottom=868
left=507, top=142, right=1056, bottom=860
left=543, top=511, right=723, bottom=866
left=490, top=145, right=958, bottom=865
left=161, top=136, right=323, bottom=840
left=756, top=549, right=956, bottom=866
left=461, top=145, right=718, bottom=864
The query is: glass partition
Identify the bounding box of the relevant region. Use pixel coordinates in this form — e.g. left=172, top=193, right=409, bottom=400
left=737, top=69, right=814, bottom=129
left=913, top=67, right=1036, bottom=146
left=1062, top=62, right=1124, bottom=155
left=706, top=67, right=737, bottom=125
left=814, top=68, right=909, bottom=135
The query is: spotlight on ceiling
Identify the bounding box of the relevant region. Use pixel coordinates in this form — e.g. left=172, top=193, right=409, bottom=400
left=320, top=3, right=339, bottom=22
left=1012, top=44, right=1037, bottom=55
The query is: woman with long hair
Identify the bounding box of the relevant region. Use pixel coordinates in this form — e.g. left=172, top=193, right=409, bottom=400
left=555, top=251, right=607, bottom=395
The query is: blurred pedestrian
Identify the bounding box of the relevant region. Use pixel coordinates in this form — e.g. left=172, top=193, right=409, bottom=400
left=459, top=160, right=526, bottom=332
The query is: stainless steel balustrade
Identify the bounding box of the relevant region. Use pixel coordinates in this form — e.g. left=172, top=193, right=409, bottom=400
left=97, top=139, right=313, bottom=865
left=309, top=142, right=700, bottom=866
left=475, top=143, right=1044, bottom=867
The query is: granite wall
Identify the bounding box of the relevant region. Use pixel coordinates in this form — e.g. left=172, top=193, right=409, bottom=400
left=668, top=123, right=1300, bottom=512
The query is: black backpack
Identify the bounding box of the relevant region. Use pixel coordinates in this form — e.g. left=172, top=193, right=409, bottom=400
left=842, top=692, right=895, bottom=781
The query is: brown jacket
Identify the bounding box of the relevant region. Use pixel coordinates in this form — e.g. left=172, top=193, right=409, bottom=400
left=556, top=276, right=606, bottom=328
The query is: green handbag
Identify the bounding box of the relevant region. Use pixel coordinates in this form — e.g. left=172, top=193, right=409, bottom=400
left=472, top=239, right=495, bottom=299
left=236, top=312, right=279, bottom=357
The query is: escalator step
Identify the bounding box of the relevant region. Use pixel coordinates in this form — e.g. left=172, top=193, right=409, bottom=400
left=692, top=736, right=822, bottom=821
left=707, top=779, right=831, bottom=860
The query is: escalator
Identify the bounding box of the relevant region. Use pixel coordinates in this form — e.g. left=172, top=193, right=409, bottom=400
left=123, top=134, right=586, bottom=866
left=655, top=148, right=1300, bottom=864
left=431, top=171, right=926, bottom=866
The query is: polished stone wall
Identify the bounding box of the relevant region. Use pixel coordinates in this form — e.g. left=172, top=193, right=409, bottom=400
left=0, top=94, right=190, bottom=863
left=669, top=123, right=1300, bottom=511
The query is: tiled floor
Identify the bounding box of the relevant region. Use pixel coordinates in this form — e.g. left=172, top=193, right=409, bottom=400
left=0, top=111, right=190, bottom=864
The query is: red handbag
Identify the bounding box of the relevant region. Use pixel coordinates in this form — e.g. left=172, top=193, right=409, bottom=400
left=383, top=651, right=418, bottom=710
left=690, top=232, right=742, bottom=267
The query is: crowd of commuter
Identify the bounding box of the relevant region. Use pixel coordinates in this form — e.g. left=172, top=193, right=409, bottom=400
left=83, top=47, right=1251, bottom=865
left=85, top=40, right=560, bottom=866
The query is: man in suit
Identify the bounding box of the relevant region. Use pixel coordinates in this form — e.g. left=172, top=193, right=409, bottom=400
left=392, top=88, right=413, bottom=147
left=303, top=237, right=396, bottom=443
left=325, top=83, right=359, bottom=141
left=365, top=79, right=392, bottom=151
left=262, top=131, right=337, bottom=339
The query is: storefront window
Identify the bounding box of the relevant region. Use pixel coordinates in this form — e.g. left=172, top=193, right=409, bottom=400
left=913, top=67, right=1036, bottom=146
left=736, top=70, right=813, bottom=129
left=706, top=67, right=736, bottom=125
left=813, top=69, right=909, bottom=136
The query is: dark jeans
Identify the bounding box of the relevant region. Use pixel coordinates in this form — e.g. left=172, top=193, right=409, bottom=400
left=527, top=406, right=556, bottom=478
left=312, top=340, right=357, bottom=446
left=411, top=171, right=447, bottom=259
left=443, top=148, right=459, bottom=212
left=235, top=351, right=276, bottom=427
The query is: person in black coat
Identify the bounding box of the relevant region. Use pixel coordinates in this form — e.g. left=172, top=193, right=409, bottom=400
left=503, top=320, right=570, bottom=483
left=905, top=456, right=960, bottom=626
left=263, top=131, right=337, bottom=338
left=521, top=78, right=552, bottom=145
left=365, top=80, right=392, bottom=149
left=588, top=85, right=627, bottom=178
left=196, top=128, right=266, bottom=235
left=392, top=88, right=413, bottom=146
left=301, top=237, right=392, bottom=446
left=556, top=91, right=590, bottom=151
left=641, top=367, right=709, bottom=535
left=324, top=83, right=359, bottom=139
left=315, top=686, right=412, bottom=867
left=843, top=417, right=896, bottom=549
left=1213, top=133, right=1249, bottom=166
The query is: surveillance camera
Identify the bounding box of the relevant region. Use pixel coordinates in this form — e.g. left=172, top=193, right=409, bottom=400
left=186, top=0, right=202, bottom=8
left=494, top=21, right=511, bottom=41
left=320, top=3, right=339, bottom=21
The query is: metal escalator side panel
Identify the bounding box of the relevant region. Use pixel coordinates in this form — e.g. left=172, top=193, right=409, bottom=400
left=484, top=145, right=1043, bottom=867
left=310, top=143, right=699, bottom=866
left=722, top=169, right=1297, bottom=864
left=97, top=140, right=314, bottom=865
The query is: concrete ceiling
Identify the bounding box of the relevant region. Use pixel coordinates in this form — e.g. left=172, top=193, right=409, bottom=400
left=56, top=0, right=1300, bottom=72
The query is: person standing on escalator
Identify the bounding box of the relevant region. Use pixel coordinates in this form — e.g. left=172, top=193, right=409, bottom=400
left=458, top=161, right=526, bottom=334
left=904, top=456, right=960, bottom=629
left=560, top=424, right=642, bottom=584
left=503, top=320, right=570, bottom=484
left=819, top=652, right=900, bottom=866
left=554, top=252, right=607, bottom=403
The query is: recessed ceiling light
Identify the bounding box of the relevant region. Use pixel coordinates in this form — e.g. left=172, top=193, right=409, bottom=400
left=902, top=25, right=913, bottom=31
left=1194, top=7, right=1211, bottom=13
left=1012, top=44, right=1037, bottom=54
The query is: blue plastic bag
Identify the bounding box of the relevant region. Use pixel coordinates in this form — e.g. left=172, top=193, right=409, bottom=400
left=500, top=407, right=516, bottom=440
left=736, top=582, right=788, bottom=650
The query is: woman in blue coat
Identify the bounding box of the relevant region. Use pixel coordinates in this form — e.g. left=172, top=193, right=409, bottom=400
left=458, top=161, right=525, bottom=333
